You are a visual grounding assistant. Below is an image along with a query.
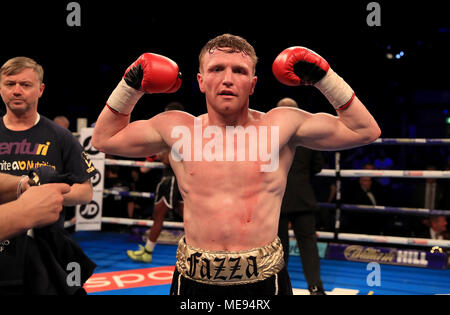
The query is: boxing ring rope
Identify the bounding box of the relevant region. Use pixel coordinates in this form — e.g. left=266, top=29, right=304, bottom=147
left=75, top=138, right=450, bottom=249
left=103, top=189, right=155, bottom=199
left=326, top=138, right=450, bottom=244
left=105, top=159, right=165, bottom=169
left=319, top=169, right=450, bottom=178
left=318, top=203, right=450, bottom=217
left=104, top=158, right=450, bottom=179
left=97, top=188, right=450, bottom=249
left=102, top=188, right=450, bottom=217
left=372, top=138, right=450, bottom=145
left=99, top=216, right=450, bottom=248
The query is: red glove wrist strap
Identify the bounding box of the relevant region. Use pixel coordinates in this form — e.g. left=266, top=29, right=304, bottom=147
left=106, top=103, right=130, bottom=116
left=336, top=92, right=356, bottom=111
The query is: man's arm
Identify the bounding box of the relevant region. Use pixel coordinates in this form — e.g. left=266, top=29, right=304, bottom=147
left=92, top=53, right=182, bottom=157
left=92, top=108, right=169, bottom=157
left=0, top=173, right=23, bottom=204
left=272, top=47, right=381, bottom=150
left=0, top=183, right=70, bottom=240
left=275, top=97, right=380, bottom=151
left=26, top=167, right=92, bottom=206
left=0, top=201, right=25, bottom=240
left=62, top=180, right=93, bottom=206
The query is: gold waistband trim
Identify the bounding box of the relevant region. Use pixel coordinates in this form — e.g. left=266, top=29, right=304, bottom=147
left=175, top=237, right=284, bottom=286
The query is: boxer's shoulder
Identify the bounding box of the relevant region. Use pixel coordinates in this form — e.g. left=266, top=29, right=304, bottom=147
left=263, top=106, right=309, bottom=125
left=197, top=113, right=208, bottom=121
left=248, top=108, right=265, bottom=121
left=153, top=110, right=196, bottom=127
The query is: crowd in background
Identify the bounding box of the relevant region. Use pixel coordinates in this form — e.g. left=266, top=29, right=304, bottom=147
left=314, top=146, right=450, bottom=239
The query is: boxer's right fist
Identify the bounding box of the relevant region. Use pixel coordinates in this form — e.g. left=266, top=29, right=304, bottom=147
left=124, top=53, right=182, bottom=94
left=107, top=53, right=182, bottom=115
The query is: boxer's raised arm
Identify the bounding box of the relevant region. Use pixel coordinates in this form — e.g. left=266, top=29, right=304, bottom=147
left=272, top=47, right=381, bottom=150
left=92, top=107, right=171, bottom=157
left=92, top=53, right=182, bottom=157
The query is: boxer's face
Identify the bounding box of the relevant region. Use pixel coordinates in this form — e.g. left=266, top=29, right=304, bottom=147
left=197, top=48, right=257, bottom=115
left=0, top=68, right=44, bottom=115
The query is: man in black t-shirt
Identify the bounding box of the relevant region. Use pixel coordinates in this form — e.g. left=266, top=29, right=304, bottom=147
left=0, top=116, right=95, bottom=224
left=0, top=56, right=97, bottom=294
left=0, top=57, right=95, bottom=206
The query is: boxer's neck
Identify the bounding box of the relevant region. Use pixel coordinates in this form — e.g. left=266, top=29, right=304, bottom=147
left=206, top=104, right=251, bottom=128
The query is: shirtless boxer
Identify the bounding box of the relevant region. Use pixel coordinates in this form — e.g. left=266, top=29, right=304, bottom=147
left=92, top=34, right=381, bottom=295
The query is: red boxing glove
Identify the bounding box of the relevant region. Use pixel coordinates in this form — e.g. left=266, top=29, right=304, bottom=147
left=273, top=47, right=355, bottom=110
left=124, top=53, right=182, bottom=94
left=272, top=46, right=329, bottom=86
left=107, top=53, right=182, bottom=115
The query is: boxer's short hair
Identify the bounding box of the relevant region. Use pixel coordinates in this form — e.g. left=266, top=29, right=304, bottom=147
left=199, top=33, right=258, bottom=74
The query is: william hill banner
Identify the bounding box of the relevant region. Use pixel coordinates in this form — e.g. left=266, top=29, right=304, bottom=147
left=326, top=243, right=448, bottom=269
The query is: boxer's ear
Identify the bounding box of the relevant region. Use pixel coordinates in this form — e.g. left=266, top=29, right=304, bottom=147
left=197, top=73, right=205, bottom=93
left=249, top=76, right=257, bottom=95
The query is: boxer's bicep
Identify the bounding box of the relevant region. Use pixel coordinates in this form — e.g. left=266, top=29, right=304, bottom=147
left=291, top=112, right=369, bottom=151
left=107, top=119, right=169, bottom=157
left=92, top=106, right=170, bottom=157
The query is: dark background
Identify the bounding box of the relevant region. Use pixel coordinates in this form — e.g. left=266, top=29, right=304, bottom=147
left=1, top=1, right=450, bottom=168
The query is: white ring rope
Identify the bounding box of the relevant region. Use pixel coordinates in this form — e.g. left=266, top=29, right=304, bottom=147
left=372, top=138, right=450, bottom=145
left=102, top=217, right=182, bottom=229
left=86, top=137, right=450, bottom=249
left=318, top=169, right=450, bottom=178
left=103, top=189, right=155, bottom=199
left=105, top=158, right=165, bottom=169
left=99, top=217, right=450, bottom=248
left=104, top=158, right=450, bottom=178
left=318, top=202, right=450, bottom=217
left=101, top=189, right=449, bottom=217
